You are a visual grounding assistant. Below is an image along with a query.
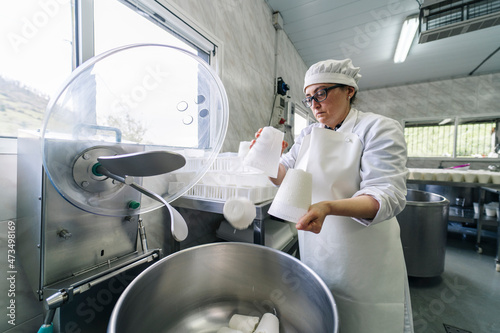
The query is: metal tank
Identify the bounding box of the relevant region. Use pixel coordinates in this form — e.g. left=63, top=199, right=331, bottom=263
left=397, top=189, right=450, bottom=277
left=108, top=242, right=339, bottom=333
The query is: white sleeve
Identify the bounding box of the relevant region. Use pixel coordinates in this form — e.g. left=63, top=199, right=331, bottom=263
left=351, top=116, right=408, bottom=226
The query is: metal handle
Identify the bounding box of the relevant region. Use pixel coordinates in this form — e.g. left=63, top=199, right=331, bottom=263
left=73, top=124, right=122, bottom=142
left=44, top=251, right=159, bottom=310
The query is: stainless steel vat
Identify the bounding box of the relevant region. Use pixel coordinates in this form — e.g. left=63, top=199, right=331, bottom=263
left=108, top=242, right=339, bottom=332
left=398, top=189, right=450, bottom=277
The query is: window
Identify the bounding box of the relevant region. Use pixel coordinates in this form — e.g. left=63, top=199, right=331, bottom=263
left=293, top=105, right=315, bottom=139
left=0, top=0, right=73, bottom=137
left=93, top=0, right=207, bottom=60
left=0, top=0, right=220, bottom=146
left=92, top=0, right=217, bottom=148
left=404, top=116, right=499, bottom=158
left=456, top=118, right=498, bottom=157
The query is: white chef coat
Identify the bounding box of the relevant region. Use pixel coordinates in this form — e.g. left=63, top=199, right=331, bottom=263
left=281, top=108, right=408, bottom=226
left=280, top=108, right=413, bottom=332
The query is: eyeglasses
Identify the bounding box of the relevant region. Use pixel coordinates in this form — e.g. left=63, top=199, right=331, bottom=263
left=301, top=84, right=345, bottom=108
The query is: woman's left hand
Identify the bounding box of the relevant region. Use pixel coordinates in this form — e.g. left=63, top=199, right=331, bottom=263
left=296, top=202, right=330, bottom=233
left=250, top=128, right=289, bottom=154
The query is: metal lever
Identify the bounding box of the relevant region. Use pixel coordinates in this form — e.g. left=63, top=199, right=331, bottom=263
left=95, top=165, right=188, bottom=242
left=97, top=150, right=186, bottom=177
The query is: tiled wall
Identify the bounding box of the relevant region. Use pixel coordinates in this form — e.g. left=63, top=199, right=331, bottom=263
left=169, top=1, right=500, bottom=153
left=356, top=72, right=500, bottom=122
left=167, top=0, right=309, bottom=153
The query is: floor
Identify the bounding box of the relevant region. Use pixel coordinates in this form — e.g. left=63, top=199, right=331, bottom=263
left=408, top=231, right=500, bottom=333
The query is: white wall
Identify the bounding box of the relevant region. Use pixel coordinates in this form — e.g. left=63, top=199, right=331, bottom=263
left=165, top=0, right=309, bottom=152
left=171, top=0, right=500, bottom=149
left=357, top=72, right=500, bottom=122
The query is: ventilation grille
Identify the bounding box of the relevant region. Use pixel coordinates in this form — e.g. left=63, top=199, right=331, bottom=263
left=419, top=0, right=500, bottom=43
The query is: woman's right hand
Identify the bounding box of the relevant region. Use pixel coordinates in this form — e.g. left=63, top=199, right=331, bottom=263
left=296, top=202, right=329, bottom=234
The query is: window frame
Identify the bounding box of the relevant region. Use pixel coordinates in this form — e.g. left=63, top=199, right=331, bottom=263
left=72, top=0, right=224, bottom=149
left=75, top=0, right=223, bottom=74
left=0, top=0, right=222, bottom=141
left=293, top=104, right=316, bottom=139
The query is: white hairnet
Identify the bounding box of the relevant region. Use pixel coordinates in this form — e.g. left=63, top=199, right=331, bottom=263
left=303, top=58, right=361, bottom=92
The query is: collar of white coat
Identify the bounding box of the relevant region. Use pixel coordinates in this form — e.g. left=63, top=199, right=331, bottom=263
left=323, top=108, right=358, bottom=133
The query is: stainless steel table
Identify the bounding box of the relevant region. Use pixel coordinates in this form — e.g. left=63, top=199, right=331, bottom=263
left=172, top=197, right=298, bottom=254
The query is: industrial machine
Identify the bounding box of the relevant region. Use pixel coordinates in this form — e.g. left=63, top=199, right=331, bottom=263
left=269, top=77, right=290, bottom=129
left=16, top=44, right=229, bottom=332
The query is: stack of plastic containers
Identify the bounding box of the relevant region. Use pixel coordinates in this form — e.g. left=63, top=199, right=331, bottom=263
left=408, top=168, right=500, bottom=185
left=173, top=152, right=278, bottom=203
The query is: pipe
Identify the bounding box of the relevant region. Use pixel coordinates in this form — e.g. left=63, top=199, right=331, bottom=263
left=138, top=218, right=148, bottom=252
left=469, top=45, right=500, bottom=75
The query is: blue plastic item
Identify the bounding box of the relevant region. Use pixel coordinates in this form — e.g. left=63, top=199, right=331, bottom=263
left=37, top=324, right=53, bottom=333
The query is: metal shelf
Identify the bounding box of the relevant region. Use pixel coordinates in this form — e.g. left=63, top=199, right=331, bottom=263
left=448, top=206, right=499, bottom=225
left=448, top=206, right=476, bottom=223
left=172, top=197, right=272, bottom=221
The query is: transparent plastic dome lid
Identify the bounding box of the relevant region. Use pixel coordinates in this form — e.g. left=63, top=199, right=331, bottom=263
left=41, top=44, right=228, bottom=216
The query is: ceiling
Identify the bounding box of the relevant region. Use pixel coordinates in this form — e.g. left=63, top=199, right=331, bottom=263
left=265, top=0, right=500, bottom=91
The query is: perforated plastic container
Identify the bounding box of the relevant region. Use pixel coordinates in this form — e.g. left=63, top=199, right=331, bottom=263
left=184, top=184, right=278, bottom=204
left=179, top=153, right=278, bottom=203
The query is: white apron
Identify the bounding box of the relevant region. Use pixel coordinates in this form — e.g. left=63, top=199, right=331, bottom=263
left=295, top=125, right=407, bottom=333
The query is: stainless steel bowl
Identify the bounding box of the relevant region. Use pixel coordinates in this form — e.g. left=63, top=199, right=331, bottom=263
left=108, top=242, right=338, bottom=332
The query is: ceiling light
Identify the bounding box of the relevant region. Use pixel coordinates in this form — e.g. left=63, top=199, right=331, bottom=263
left=394, top=14, right=419, bottom=64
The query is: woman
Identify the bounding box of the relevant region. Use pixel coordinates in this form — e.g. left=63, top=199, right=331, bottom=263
left=263, top=59, right=413, bottom=332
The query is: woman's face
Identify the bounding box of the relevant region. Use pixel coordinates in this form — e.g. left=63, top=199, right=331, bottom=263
left=304, top=83, right=355, bottom=127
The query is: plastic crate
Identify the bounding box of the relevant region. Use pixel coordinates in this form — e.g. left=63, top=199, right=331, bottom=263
left=184, top=184, right=277, bottom=203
